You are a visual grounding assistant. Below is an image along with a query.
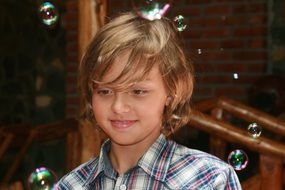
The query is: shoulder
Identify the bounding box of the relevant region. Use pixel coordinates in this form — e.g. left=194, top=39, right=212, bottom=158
left=56, top=157, right=99, bottom=190
left=165, top=141, right=241, bottom=189
left=169, top=142, right=227, bottom=169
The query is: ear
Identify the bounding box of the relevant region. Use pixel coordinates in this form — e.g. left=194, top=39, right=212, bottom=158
left=165, top=96, right=172, bottom=106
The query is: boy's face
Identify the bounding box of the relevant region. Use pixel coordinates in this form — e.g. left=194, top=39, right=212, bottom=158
left=91, top=52, right=169, bottom=147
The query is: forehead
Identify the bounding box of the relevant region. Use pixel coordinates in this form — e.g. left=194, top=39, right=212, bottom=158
left=101, top=51, right=131, bottom=83
left=100, top=51, right=161, bottom=85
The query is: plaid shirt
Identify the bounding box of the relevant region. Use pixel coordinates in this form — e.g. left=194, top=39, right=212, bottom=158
left=57, top=134, right=242, bottom=190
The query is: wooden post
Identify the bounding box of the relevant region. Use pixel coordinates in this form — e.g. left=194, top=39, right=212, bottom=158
left=241, top=174, right=261, bottom=190
left=209, top=108, right=227, bottom=160
left=66, top=131, right=81, bottom=172
left=259, top=154, right=283, bottom=190
left=78, top=0, right=107, bottom=60
left=0, top=181, right=23, bottom=190
left=0, top=133, right=13, bottom=161
left=2, top=131, right=37, bottom=183
left=78, top=0, right=107, bottom=163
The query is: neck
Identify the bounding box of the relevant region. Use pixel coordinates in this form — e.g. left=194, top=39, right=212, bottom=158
left=109, top=144, right=142, bottom=175
left=109, top=134, right=161, bottom=175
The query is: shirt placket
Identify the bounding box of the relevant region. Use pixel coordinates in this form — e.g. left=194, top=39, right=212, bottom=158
left=114, top=175, right=127, bottom=190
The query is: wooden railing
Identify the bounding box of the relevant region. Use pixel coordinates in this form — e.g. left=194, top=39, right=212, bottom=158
left=0, top=118, right=81, bottom=188
left=191, top=96, right=285, bottom=190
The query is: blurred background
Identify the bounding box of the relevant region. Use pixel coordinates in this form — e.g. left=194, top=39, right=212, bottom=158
left=0, top=0, right=285, bottom=189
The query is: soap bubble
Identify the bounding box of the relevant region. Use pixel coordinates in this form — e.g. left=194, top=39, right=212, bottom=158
left=38, top=2, right=59, bottom=26
left=227, top=149, right=248, bottom=171
left=27, top=167, right=57, bottom=190
left=132, top=0, right=172, bottom=21
left=174, top=15, right=187, bottom=31
left=247, top=122, right=262, bottom=138
left=197, top=49, right=202, bottom=54
left=233, top=73, right=239, bottom=79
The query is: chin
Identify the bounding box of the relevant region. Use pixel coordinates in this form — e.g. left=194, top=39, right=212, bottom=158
left=111, top=138, right=139, bottom=146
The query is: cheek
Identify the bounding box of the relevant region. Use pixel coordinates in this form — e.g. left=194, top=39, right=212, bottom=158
left=137, top=98, right=166, bottom=118
left=91, top=96, right=106, bottom=120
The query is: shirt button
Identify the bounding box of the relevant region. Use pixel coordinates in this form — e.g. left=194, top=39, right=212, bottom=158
left=120, top=184, right=127, bottom=190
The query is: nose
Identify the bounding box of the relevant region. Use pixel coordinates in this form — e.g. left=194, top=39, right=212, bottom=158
left=111, top=93, right=130, bottom=114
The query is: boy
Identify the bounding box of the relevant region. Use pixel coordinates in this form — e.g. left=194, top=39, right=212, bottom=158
left=57, top=12, right=242, bottom=189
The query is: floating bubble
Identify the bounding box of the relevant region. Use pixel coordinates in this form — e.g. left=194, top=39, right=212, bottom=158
left=174, top=15, right=187, bottom=32
left=227, top=149, right=248, bottom=171
left=247, top=122, right=262, bottom=138
left=27, top=167, right=57, bottom=190
left=38, top=2, right=59, bottom=26
left=197, top=49, right=202, bottom=54
left=131, top=0, right=172, bottom=21
left=233, top=73, right=239, bottom=79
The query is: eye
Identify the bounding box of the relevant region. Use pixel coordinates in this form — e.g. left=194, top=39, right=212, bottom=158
left=96, top=88, right=113, bottom=96
left=131, top=89, right=148, bottom=96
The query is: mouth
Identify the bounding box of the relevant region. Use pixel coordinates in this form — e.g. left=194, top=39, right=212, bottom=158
left=110, top=120, right=137, bottom=129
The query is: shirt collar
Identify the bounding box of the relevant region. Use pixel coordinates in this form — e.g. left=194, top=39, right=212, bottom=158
left=84, top=134, right=174, bottom=185
left=84, top=139, right=117, bottom=186
left=137, top=134, right=174, bottom=182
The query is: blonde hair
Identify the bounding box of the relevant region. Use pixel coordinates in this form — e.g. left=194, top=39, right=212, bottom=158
left=79, top=12, right=194, bottom=132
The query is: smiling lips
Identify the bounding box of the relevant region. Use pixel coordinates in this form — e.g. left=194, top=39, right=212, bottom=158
left=110, top=120, right=137, bottom=129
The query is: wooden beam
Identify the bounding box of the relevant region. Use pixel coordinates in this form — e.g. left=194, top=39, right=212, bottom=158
left=34, top=118, right=79, bottom=141
left=66, top=131, right=81, bottom=172
left=209, top=108, right=227, bottom=160
left=78, top=0, right=107, bottom=163
left=260, top=155, right=283, bottom=190
left=2, top=131, right=37, bottom=183
left=241, top=174, right=261, bottom=190
left=78, top=0, right=107, bottom=60
left=218, top=96, right=285, bottom=137
left=0, top=133, right=13, bottom=161
left=78, top=0, right=96, bottom=60
left=188, top=110, right=285, bottom=159
left=194, top=97, right=218, bottom=112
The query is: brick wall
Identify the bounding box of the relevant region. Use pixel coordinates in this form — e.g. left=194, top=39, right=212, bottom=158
left=64, top=0, right=79, bottom=118
left=181, top=1, right=269, bottom=101
left=64, top=0, right=269, bottom=117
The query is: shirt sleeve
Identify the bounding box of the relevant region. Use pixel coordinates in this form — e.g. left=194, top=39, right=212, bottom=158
left=211, top=166, right=242, bottom=190
left=55, top=173, right=85, bottom=190
left=55, top=176, right=72, bottom=190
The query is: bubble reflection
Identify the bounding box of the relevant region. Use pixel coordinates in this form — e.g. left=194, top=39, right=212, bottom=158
left=233, top=73, right=239, bottom=79
left=27, top=167, right=57, bottom=190
left=247, top=122, right=262, bottom=138
left=174, top=15, right=187, bottom=32
left=132, top=0, right=172, bottom=21
left=227, top=149, right=248, bottom=171
left=197, top=49, right=202, bottom=54
left=38, top=2, right=59, bottom=26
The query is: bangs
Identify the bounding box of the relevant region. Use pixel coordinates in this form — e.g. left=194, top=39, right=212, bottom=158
left=88, top=13, right=172, bottom=92
left=92, top=47, right=160, bottom=91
